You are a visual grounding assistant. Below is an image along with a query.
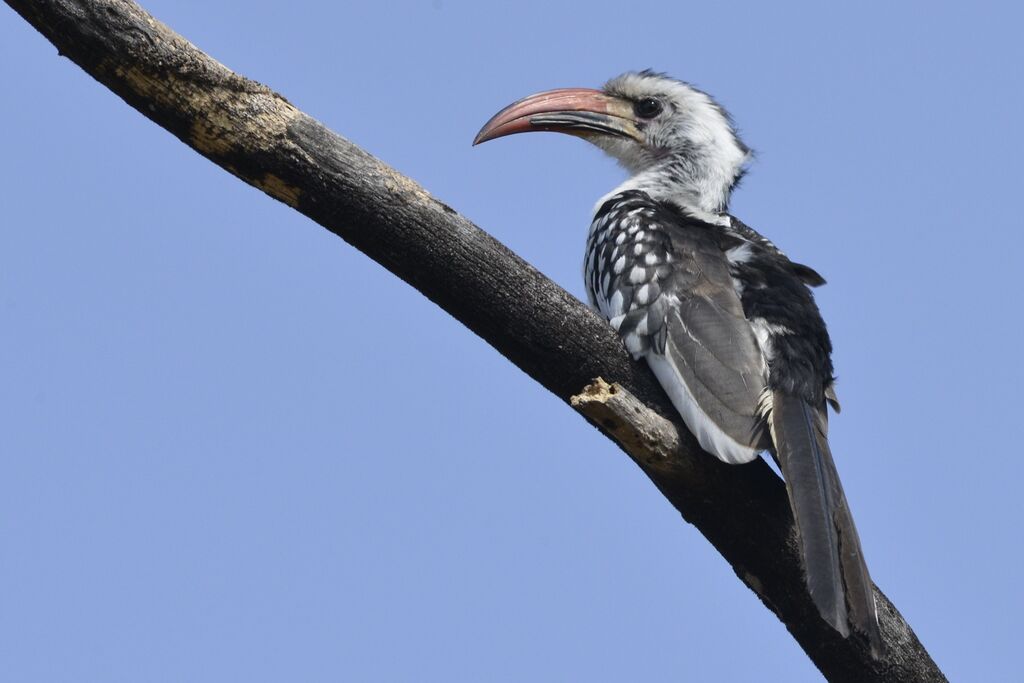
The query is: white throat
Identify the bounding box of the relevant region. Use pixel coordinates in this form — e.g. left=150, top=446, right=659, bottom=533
left=593, top=172, right=732, bottom=228
left=594, top=153, right=743, bottom=225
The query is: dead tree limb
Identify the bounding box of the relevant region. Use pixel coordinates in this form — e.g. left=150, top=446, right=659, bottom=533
left=3, top=1, right=945, bottom=680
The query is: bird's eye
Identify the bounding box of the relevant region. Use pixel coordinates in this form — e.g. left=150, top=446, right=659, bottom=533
left=633, top=97, right=663, bottom=119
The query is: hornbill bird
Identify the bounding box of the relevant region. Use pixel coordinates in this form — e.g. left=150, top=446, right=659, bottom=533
left=474, top=70, right=882, bottom=653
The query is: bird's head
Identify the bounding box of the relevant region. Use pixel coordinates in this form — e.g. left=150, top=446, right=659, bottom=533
left=475, top=70, right=750, bottom=213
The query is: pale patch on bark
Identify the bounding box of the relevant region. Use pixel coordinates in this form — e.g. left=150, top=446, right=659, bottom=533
left=571, top=377, right=690, bottom=474
left=253, top=173, right=301, bottom=207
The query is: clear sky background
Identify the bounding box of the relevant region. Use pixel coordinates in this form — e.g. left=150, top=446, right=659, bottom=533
left=2, top=1, right=1021, bottom=681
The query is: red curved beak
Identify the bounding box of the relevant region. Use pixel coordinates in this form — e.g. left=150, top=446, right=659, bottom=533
left=473, top=87, right=640, bottom=145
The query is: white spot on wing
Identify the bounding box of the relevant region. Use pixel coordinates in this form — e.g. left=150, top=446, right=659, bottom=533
left=624, top=333, right=644, bottom=355
left=636, top=284, right=651, bottom=304
left=749, top=318, right=792, bottom=361
left=609, top=290, right=624, bottom=316
left=726, top=242, right=755, bottom=264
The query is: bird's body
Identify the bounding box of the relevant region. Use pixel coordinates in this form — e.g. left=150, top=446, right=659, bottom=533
left=475, top=70, right=881, bottom=654
left=585, top=189, right=834, bottom=463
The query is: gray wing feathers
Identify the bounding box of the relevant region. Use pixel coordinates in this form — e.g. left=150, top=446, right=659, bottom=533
left=650, top=229, right=772, bottom=454
left=661, top=301, right=770, bottom=451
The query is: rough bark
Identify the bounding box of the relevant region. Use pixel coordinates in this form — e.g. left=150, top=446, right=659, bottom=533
left=4, top=1, right=946, bottom=681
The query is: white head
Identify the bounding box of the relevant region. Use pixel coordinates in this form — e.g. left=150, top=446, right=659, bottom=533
left=475, top=70, right=752, bottom=213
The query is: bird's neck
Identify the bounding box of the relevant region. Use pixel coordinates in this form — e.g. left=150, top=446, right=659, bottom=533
left=630, top=157, right=741, bottom=213
left=606, top=137, right=748, bottom=218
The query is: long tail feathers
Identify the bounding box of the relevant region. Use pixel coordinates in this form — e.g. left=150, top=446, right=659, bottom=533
left=769, top=391, right=883, bottom=657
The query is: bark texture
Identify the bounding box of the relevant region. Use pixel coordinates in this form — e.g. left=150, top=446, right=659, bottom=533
left=4, top=1, right=946, bottom=681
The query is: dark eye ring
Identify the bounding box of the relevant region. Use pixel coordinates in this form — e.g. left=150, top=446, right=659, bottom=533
left=633, top=97, right=663, bottom=119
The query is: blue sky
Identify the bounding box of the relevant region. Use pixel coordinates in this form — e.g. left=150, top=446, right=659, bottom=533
left=2, top=1, right=1021, bottom=680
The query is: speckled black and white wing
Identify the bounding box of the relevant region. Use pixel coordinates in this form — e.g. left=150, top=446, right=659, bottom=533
left=585, top=191, right=772, bottom=463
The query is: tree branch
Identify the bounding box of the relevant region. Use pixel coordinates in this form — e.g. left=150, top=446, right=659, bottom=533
left=4, top=1, right=945, bottom=680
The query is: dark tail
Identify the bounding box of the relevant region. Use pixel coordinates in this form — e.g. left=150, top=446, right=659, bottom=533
left=770, top=391, right=883, bottom=656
